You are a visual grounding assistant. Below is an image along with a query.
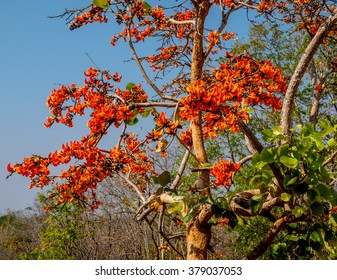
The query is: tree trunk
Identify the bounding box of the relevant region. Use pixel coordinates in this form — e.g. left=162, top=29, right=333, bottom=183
left=186, top=0, right=211, bottom=260
left=186, top=205, right=213, bottom=260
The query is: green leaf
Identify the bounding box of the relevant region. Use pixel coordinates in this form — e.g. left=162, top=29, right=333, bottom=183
left=155, top=187, right=163, bottom=195
left=152, top=176, right=159, bottom=184
left=292, top=206, right=304, bottom=217
left=287, top=235, right=299, bottom=242
left=307, top=189, right=320, bottom=203
left=288, top=223, right=299, bottom=229
left=211, top=204, right=224, bottom=218
left=319, top=121, right=335, bottom=137
left=215, top=197, right=228, bottom=209
left=311, top=202, right=324, bottom=216
left=310, top=231, right=322, bottom=251
left=260, top=148, right=275, bottom=164
left=293, top=183, right=309, bottom=194
left=307, top=154, right=324, bottom=171
left=249, top=194, right=263, bottom=214
left=280, top=155, right=299, bottom=169
left=304, top=122, right=315, bottom=133
left=327, top=138, right=337, bottom=148
left=297, top=141, right=312, bottom=154
left=252, top=153, right=261, bottom=165
left=319, top=167, right=331, bottom=183
left=126, top=117, right=138, bottom=126
left=208, top=216, right=218, bottom=225
left=317, top=184, right=335, bottom=202
left=276, top=145, right=289, bottom=158
left=272, top=126, right=282, bottom=135
left=143, top=1, right=152, bottom=15
left=141, top=109, right=150, bottom=118
left=261, top=129, right=273, bottom=142
left=182, top=213, right=193, bottom=223
left=126, top=82, right=136, bottom=91
left=310, top=132, right=324, bottom=151
left=283, top=174, right=298, bottom=187
left=93, top=0, right=110, bottom=9
left=281, top=192, right=292, bottom=202
left=199, top=197, right=213, bottom=204
left=221, top=210, right=238, bottom=228
left=158, top=171, right=171, bottom=186
left=167, top=202, right=183, bottom=214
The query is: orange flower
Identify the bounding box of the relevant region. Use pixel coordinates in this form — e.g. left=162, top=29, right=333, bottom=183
left=211, top=158, right=240, bottom=187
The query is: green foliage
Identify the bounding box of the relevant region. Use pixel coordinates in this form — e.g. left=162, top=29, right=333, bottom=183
left=93, top=0, right=110, bottom=9
left=245, top=120, right=337, bottom=259
left=22, top=194, right=85, bottom=260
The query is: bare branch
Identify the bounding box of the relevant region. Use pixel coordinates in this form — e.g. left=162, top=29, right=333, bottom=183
left=167, top=18, right=195, bottom=26
left=229, top=190, right=282, bottom=217
left=117, top=173, right=146, bottom=203
left=323, top=150, right=337, bottom=167
left=128, top=102, right=178, bottom=109
left=171, top=149, right=190, bottom=189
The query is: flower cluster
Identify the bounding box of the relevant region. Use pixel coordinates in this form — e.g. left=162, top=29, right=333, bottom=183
left=179, top=54, right=286, bottom=138
left=211, top=158, right=240, bottom=187
left=211, top=0, right=234, bottom=7
left=6, top=67, right=157, bottom=209
left=155, top=112, right=181, bottom=135
left=69, top=6, right=108, bottom=31
left=45, top=67, right=140, bottom=135
left=8, top=131, right=155, bottom=209
left=179, top=129, right=193, bottom=147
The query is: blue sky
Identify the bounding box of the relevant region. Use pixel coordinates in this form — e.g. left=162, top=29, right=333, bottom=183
left=0, top=1, right=249, bottom=213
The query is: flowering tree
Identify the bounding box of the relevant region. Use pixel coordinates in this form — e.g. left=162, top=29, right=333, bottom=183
left=8, top=0, right=337, bottom=259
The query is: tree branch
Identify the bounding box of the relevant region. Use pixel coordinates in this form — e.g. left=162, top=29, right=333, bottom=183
left=245, top=215, right=300, bottom=260
left=281, top=9, right=337, bottom=138
left=171, top=149, right=190, bottom=190
left=323, top=150, right=337, bottom=167
left=117, top=173, right=146, bottom=203
left=127, top=24, right=179, bottom=103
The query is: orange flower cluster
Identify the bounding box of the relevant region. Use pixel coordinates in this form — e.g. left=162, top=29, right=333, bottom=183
left=9, top=130, right=155, bottom=209
left=7, top=67, right=158, bottom=209
left=211, top=0, right=234, bottom=7
left=8, top=156, right=50, bottom=181
left=211, top=158, right=240, bottom=187
left=217, top=217, right=230, bottom=228
left=116, top=84, right=148, bottom=104
left=168, top=9, right=196, bottom=39
left=147, top=46, right=178, bottom=71
left=206, top=30, right=236, bottom=55
left=111, top=4, right=167, bottom=46
left=179, top=129, right=193, bottom=147
left=155, top=112, right=181, bottom=135
left=45, top=67, right=141, bottom=135
left=179, top=54, right=286, bottom=137
left=69, top=6, right=108, bottom=31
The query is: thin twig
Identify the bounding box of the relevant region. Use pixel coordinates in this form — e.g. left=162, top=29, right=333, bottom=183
left=171, top=149, right=190, bottom=189
left=117, top=173, right=146, bottom=203
left=127, top=23, right=179, bottom=103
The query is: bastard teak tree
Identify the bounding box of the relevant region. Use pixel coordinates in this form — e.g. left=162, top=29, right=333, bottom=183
left=7, top=0, right=337, bottom=259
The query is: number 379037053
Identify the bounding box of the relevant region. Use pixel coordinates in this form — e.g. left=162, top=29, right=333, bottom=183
left=188, top=266, right=242, bottom=276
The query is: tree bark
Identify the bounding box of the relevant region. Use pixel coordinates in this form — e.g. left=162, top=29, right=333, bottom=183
left=186, top=0, right=212, bottom=260
left=281, top=9, right=337, bottom=139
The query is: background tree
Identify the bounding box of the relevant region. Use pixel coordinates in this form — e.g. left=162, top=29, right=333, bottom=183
left=7, top=0, right=337, bottom=259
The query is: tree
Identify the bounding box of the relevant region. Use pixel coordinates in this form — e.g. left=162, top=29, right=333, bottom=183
left=7, top=0, right=337, bottom=259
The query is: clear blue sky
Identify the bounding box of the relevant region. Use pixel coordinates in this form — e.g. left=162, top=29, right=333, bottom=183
left=0, top=1, right=249, bottom=213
